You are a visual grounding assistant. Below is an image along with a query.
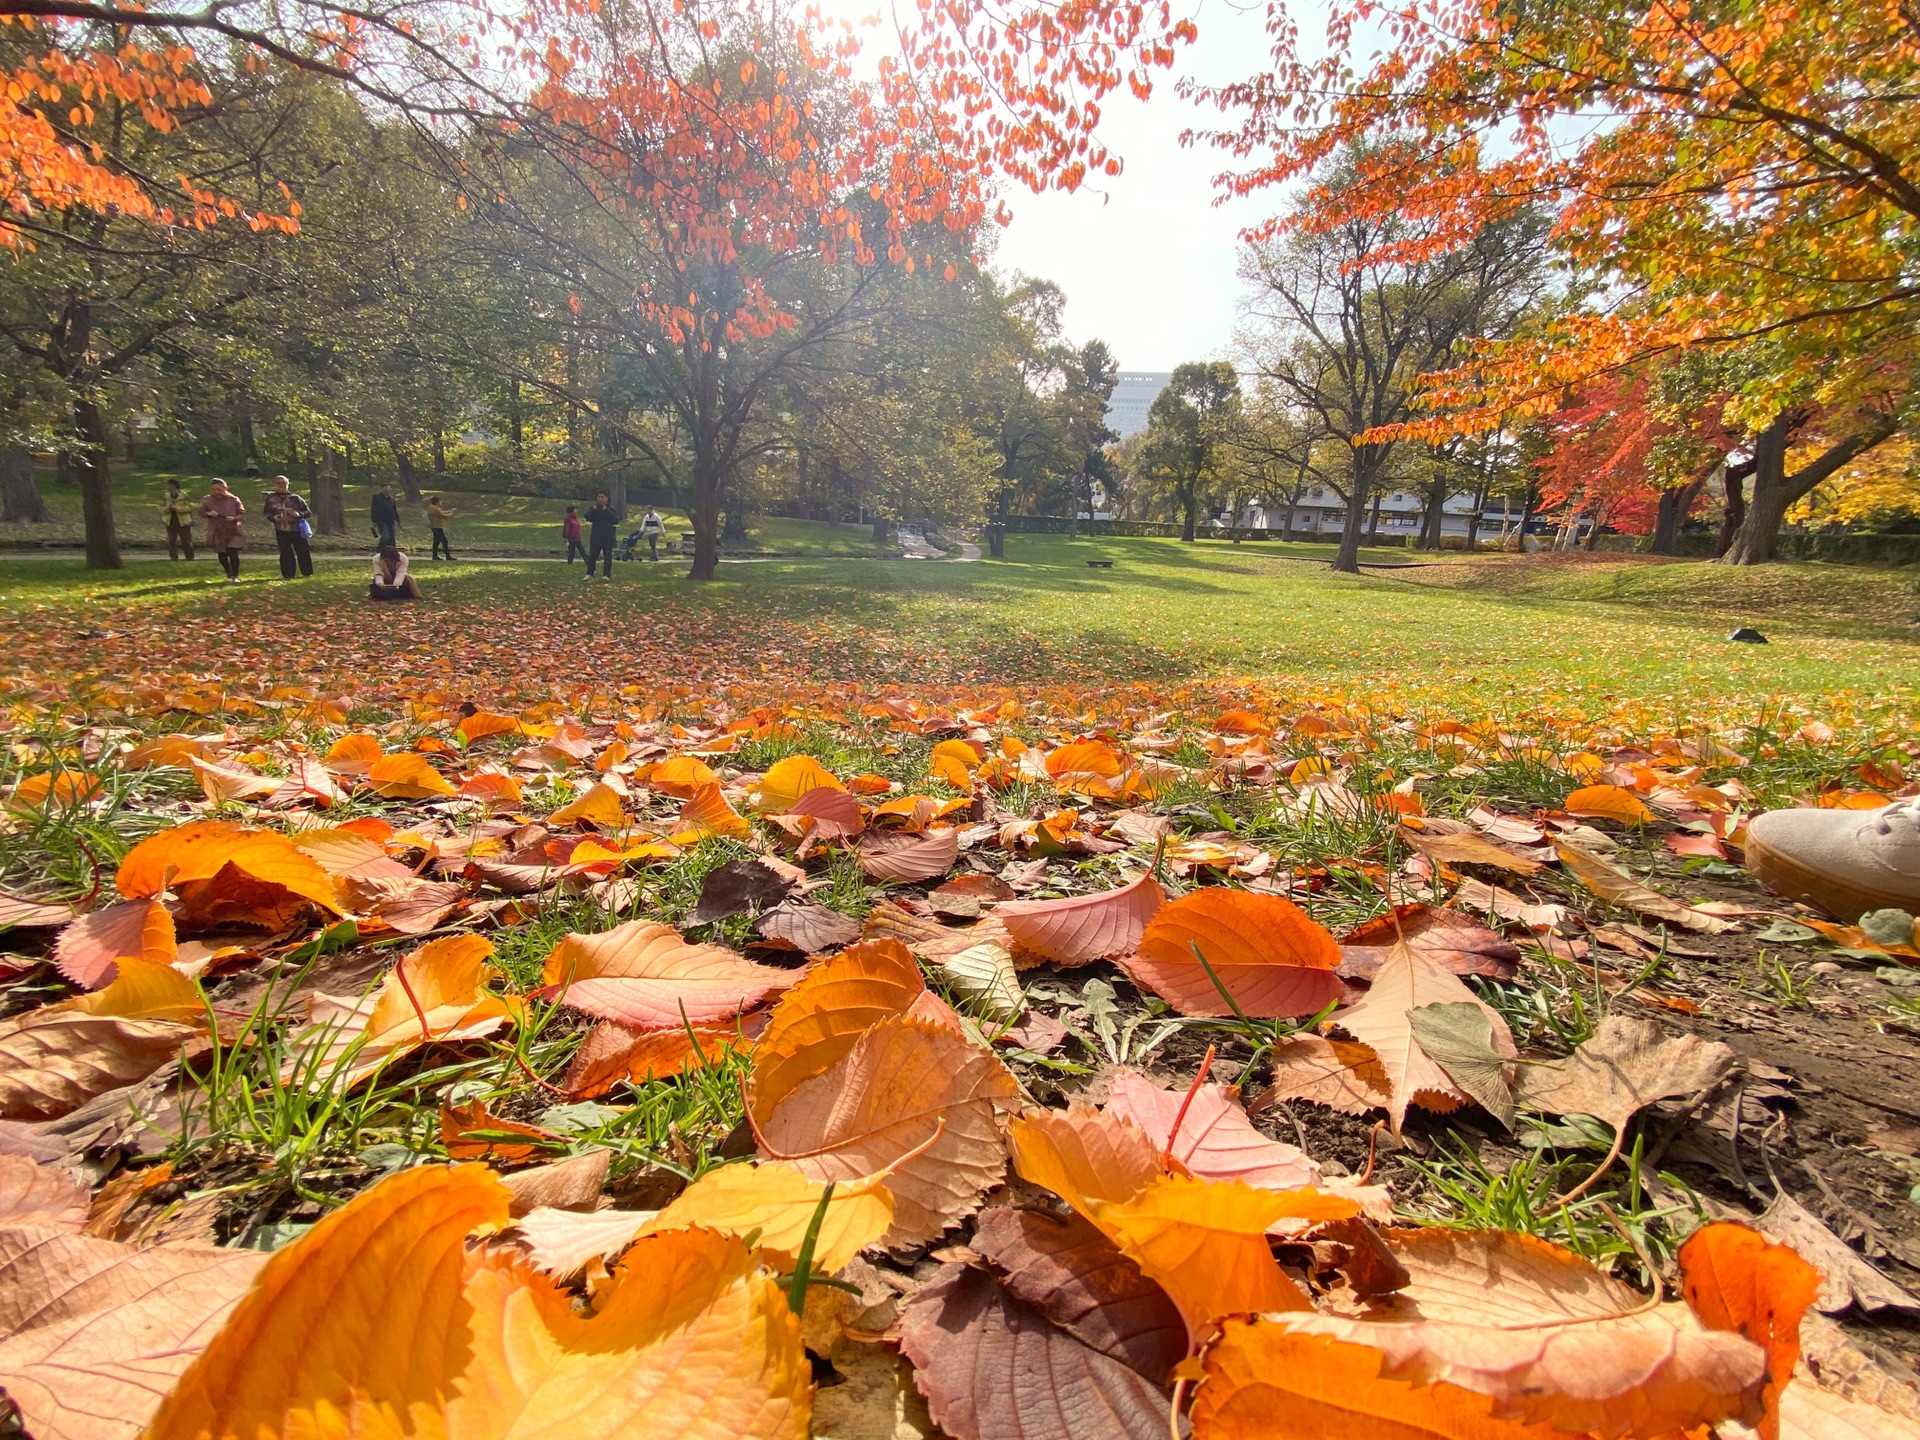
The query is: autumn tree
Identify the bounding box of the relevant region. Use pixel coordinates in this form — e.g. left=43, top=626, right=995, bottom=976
left=1197, top=0, right=1918, bottom=563
left=1239, top=153, right=1549, bottom=572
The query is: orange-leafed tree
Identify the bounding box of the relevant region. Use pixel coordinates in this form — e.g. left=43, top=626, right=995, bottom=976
left=1195, top=0, right=1917, bottom=563
left=480, top=0, right=1192, bottom=579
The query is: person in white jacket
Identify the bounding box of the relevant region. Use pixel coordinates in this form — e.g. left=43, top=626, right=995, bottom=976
left=369, top=545, right=422, bottom=601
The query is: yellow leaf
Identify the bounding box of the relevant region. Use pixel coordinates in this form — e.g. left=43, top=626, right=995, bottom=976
left=65, top=956, right=202, bottom=1023
left=752, top=755, right=843, bottom=813
left=549, top=781, right=626, bottom=829
left=1565, top=784, right=1654, bottom=826
left=641, top=1159, right=893, bottom=1272
left=365, top=753, right=456, bottom=799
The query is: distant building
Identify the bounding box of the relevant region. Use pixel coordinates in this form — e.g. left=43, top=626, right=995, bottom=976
left=1106, top=371, right=1171, bottom=438
left=1235, top=488, right=1559, bottom=542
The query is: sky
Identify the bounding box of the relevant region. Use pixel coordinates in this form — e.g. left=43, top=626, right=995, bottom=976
left=983, top=0, right=1288, bottom=374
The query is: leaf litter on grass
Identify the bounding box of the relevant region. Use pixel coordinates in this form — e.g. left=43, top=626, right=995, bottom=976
left=0, top=655, right=1918, bottom=1436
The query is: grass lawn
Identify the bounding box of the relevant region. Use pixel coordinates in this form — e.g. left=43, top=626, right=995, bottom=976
left=0, top=531, right=1911, bottom=736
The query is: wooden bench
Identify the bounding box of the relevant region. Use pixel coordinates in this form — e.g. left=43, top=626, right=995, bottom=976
left=1086, top=559, right=1114, bottom=569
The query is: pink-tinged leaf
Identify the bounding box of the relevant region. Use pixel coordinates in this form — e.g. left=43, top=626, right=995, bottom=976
left=899, top=1264, right=1170, bottom=1440
left=858, top=826, right=959, bottom=883
left=788, top=785, right=865, bottom=839
left=1337, top=905, right=1521, bottom=990
left=535, top=919, right=791, bottom=1028
left=1103, top=1069, right=1321, bottom=1191
left=1666, top=832, right=1729, bottom=860
left=1122, top=889, right=1345, bottom=1019
left=0, top=1156, right=89, bottom=1230
left=996, top=873, right=1166, bottom=964
left=51, top=901, right=176, bottom=990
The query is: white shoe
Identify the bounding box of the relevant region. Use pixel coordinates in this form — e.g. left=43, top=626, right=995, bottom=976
left=1747, top=798, right=1920, bottom=921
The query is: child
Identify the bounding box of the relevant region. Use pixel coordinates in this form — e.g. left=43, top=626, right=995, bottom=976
left=562, top=505, right=584, bottom=565
left=369, top=545, right=422, bottom=601
left=427, top=495, right=454, bottom=559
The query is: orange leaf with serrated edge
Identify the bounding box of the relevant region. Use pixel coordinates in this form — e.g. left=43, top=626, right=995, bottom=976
left=116, top=821, right=340, bottom=917
left=365, top=753, right=456, bottom=799
left=459, top=772, right=523, bottom=808
left=997, top=871, right=1165, bottom=963
left=1681, top=1222, right=1820, bottom=1440
left=66, top=956, right=201, bottom=1023
left=756, top=1014, right=1016, bottom=1247
left=323, top=734, right=383, bottom=774
left=457, top=711, right=518, bottom=743
left=538, top=919, right=789, bottom=1028
left=440, top=1098, right=562, bottom=1161
left=1124, top=889, right=1343, bottom=1018
left=673, top=782, right=751, bottom=840
left=190, top=757, right=279, bottom=804
left=52, top=897, right=176, bottom=989
left=562, top=1018, right=758, bottom=1097
left=548, top=781, right=625, bottom=828
left=647, top=754, right=720, bottom=798
left=1191, top=1323, right=1570, bottom=1439
left=148, top=1165, right=811, bottom=1440
left=1565, top=784, right=1655, bottom=825
left=749, top=938, right=928, bottom=1117
left=1044, top=740, right=1123, bottom=779
left=752, top=754, right=843, bottom=813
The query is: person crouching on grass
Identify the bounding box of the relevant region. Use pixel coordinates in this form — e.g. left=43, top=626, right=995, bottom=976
left=369, top=544, right=422, bottom=602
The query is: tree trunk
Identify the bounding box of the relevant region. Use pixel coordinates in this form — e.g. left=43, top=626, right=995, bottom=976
left=1721, top=412, right=1898, bottom=565
left=1419, top=486, right=1447, bottom=550
left=1, top=445, right=52, bottom=523
left=1582, top=510, right=1604, bottom=550
left=722, top=501, right=745, bottom=542
left=433, top=426, right=446, bottom=474
left=1650, top=476, right=1708, bottom=555
left=238, top=398, right=259, bottom=464
left=312, top=454, right=347, bottom=538
left=1366, top=487, right=1384, bottom=545
left=1715, top=459, right=1749, bottom=558
left=395, top=447, right=422, bottom=502
left=1180, top=479, right=1197, bottom=542
left=609, top=471, right=630, bottom=523
left=687, top=449, right=722, bottom=581
left=871, top=515, right=891, bottom=545
left=74, top=397, right=120, bottom=569
left=1332, top=453, right=1382, bottom=573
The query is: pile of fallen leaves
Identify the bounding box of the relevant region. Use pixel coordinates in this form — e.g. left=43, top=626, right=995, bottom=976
left=2, top=692, right=1919, bottom=1439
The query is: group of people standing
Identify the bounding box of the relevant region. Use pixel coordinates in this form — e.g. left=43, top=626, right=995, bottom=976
left=564, top=494, right=666, bottom=577
left=162, top=475, right=316, bottom=582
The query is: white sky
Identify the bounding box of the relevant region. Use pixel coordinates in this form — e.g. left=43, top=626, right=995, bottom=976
left=983, top=0, right=1287, bottom=372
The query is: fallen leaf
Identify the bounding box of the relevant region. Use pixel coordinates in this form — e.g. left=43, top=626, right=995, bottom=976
left=1555, top=840, right=1739, bottom=933
left=930, top=939, right=1023, bottom=1022
left=1453, top=878, right=1568, bottom=931
left=673, top=782, right=751, bottom=840
left=1253, top=1034, right=1393, bottom=1116
left=537, top=919, right=790, bottom=1028
left=927, top=874, right=1014, bottom=920
left=1566, top=784, right=1655, bottom=826
left=995, top=872, right=1165, bottom=964
left=1337, top=904, right=1521, bottom=987
left=500, top=1149, right=609, bottom=1217
left=642, top=1158, right=894, bottom=1272
left=859, top=826, right=959, bottom=883
left=561, top=1018, right=756, bottom=1097
left=1124, top=889, right=1344, bottom=1018
left=1752, top=1187, right=1920, bottom=1314
left=548, top=781, right=626, bottom=828
left=322, top=733, right=383, bottom=774
left=691, top=857, right=797, bottom=923
left=748, top=938, right=934, bottom=1116
left=753, top=754, right=844, bottom=813
left=1681, top=1222, right=1821, bottom=1440
left=645, top=754, right=720, bottom=798
left=1514, top=1016, right=1736, bottom=1141
left=0, top=1155, right=89, bottom=1229
left=1335, top=939, right=1516, bottom=1131
left=51, top=899, right=176, bottom=990
left=440, top=1098, right=563, bottom=1162
left=0, top=1228, right=267, bottom=1440
left=190, top=757, right=280, bottom=804
left=1402, top=826, right=1544, bottom=876
left=365, top=752, right=457, bottom=799
left=116, top=820, right=341, bottom=921
left=66, top=956, right=203, bottom=1023
left=0, top=1012, right=195, bottom=1121
left=1407, top=1001, right=1517, bottom=1129
left=1777, top=1379, right=1920, bottom=1440
left=899, top=1264, right=1169, bottom=1440
left=971, top=1206, right=1185, bottom=1385
left=147, top=1166, right=810, bottom=1440
left=789, top=784, right=866, bottom=839
left=1103, top=1069, right=1320, bottom=1189
left=756, top=1016, right=1016, bottom=1246
left=753, top=902, right=861, bottom=953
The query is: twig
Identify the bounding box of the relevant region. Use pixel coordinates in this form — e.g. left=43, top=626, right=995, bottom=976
left=1161, top=1044, right=1217, bottom=1171
left=1558, top=1124, right=1627, bottom=1204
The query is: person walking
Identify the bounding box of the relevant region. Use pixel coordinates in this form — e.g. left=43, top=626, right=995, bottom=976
left=262, top=475, right=314, bottom=579
left=582, top=491, right=617, bottom=580
left=370, top=483, right=400, bottom=548
left=427, top=496, right=455, bottom=559
left=199, top=479, right=245, bottom=581
left=368, top=544, right=422, bottom=601
left=160, top=479, right=196, bottom=561
left=561, top=505, right=585, bottom=565
left=639, top=505, right=666, bottom=560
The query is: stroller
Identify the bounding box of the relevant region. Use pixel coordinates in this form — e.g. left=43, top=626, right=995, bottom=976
left=616, top=528, right=644, bottom=562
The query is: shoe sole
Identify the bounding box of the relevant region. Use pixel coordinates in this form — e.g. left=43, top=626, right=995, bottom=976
left=1745, top=830, right=1919, bottom=923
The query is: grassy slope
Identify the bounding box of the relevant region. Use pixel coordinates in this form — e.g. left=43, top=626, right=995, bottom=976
left=0, top=532, right=1910, bottom=726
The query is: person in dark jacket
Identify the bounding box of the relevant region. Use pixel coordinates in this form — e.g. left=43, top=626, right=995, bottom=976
left=370, top=483, right=400, bottom=548
left=262, top=475, right=314, bottom=579
left=582, top=492, right=617, bottom=580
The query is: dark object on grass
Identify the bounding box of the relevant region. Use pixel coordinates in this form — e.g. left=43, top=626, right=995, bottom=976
left=1728, top=627, right=1768, bottom=643
left=1087, top=559, right=1114, bottom=569
left=690, top=857, right=796, bottom=924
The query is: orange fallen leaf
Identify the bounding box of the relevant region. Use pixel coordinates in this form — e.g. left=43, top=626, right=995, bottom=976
left=365, top=752, right=457, bottom=799
left=752, top=754, right=844, bottom=813
left=673, top=782, right=751, bottom=841
left=1124, top=889, right=1344, bottom=1018
left=116, top=820, right=341, bottom=922
left=645, top=754, right=720, bottom=798
left=1680, top=1223, right=1821, bottom=1440
left=440, top=1098, right=563, bottom=1161
left=190, top=757, right=281, bottom=804
left=1565, top=784, right=1655, bottom=826
left=322, top=734, right=384, bottom=774
left=548, top=781, right=626, bottom=828
left=52, top=898, right=176, bottom=989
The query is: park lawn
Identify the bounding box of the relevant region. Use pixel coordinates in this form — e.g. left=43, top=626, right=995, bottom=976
left=0, top=531, right=1911, bottom=737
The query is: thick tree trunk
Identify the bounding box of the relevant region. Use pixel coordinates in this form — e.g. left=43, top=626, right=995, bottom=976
left=238, top=398, right=259, bottom=464
left=1715, top=459, right=1750, bottom=557
left=688, top=452, right=722, bottom=581
left=312, top=456, right=347, bottom=538
left=1333, top=454, right=1383, bottom=573
left=1366, top=488, right=1384, bottom=545
left=394, top=448, right=422, bottom=503
left=1650, top=476, right=1708, bottom=555
left=609, top=471, right=629, bottom=523
left=1721, top=412, right=1898, bottom=565
left=1180, top=481, right=1197, bottom=542
left=1419, top=486, right=1447, bottom=550
left=1581, top=510, right=1604, bottom=550
left=74, top=398, right=120, bottom=569
left=722, top=502, right=746, bottom=542
left=1, top=445, right=52, bottom=523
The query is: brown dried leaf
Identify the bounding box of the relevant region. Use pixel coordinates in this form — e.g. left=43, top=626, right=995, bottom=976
left=859, top=827, right=959, bottom=884
left=1254, top=1034, right=1394, bottom=1116
left=1337, top=904, right=1521, bottom=988
left=1555, top=841, right=1740, bottom=933
left=0, top=1155, right=88, bottom=1230
left=0, top=1013, right=195, bottom=1122
left=753, top=902, right=861, bottom=954
left=1513, top=1015, right=1736, bottom=1134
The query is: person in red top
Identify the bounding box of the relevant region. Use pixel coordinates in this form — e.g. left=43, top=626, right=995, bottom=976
left=198, top=479, right=245, bottom=581
left=562, top=505, right=585, bottom=565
